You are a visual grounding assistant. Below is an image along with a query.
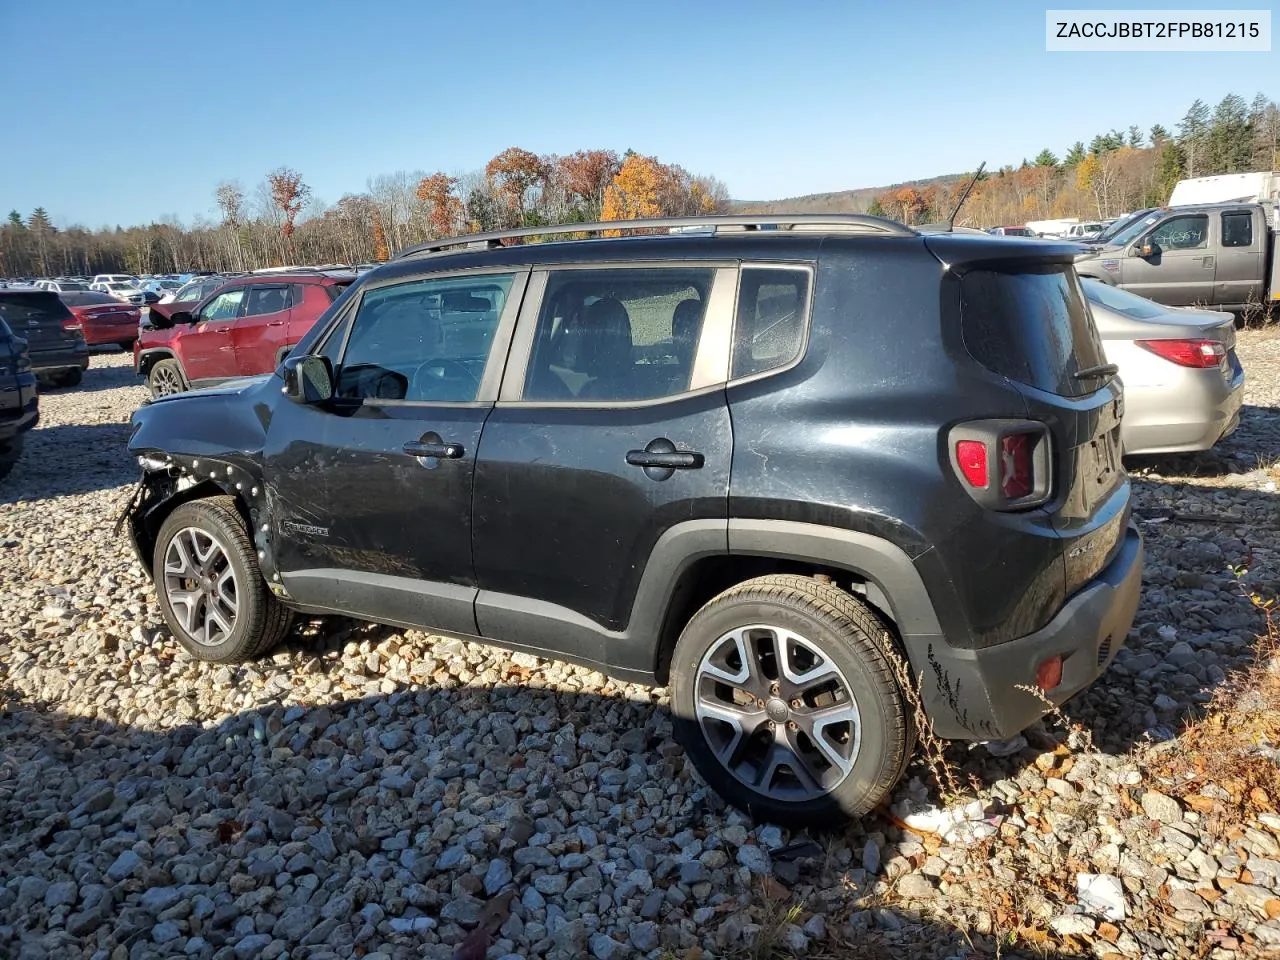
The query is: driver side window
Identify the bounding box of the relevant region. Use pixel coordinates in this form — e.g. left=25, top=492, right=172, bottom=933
left=1148, top=215, right=1207, bottom=251
left=199, top=289, right=245, bottom=322
left=334, top=273, right=514, bottom=403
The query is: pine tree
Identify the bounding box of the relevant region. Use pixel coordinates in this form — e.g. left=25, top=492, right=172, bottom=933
left=7, top=210, right=23, bottom=228
left=1064, top=142, right=1086, bottom=166
left=1155, top=142, right=1186, bottom=203
left=1178, top=99, right=1211, bottom=177
left=1034, top=149, right=1058, bottom=167
left=1126, top=125, right=1144, bottom=148
left=867, top=197, right=886, bottom=217
left=1207, top=93, right=1253, bottom=174
left=27, top=208, right=53, bottom=276
left=1149, top=123, right=1171, bottom=145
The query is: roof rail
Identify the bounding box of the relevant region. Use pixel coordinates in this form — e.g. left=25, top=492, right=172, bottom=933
left=394, top=214, right=916, bottom=260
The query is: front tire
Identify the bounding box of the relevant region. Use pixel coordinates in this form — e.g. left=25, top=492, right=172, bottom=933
left=669, top=574, right=912, bottom=826
left=153, top=496, right=293, bottom=662
left=149, top=358, right=187, bottom=397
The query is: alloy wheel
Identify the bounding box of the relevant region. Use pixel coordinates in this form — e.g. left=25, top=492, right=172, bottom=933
left=162, top=527, right=238, bottom=646
left=694, top=625, right=861, bottom=801
left=152, top=366, right=183, bottom=396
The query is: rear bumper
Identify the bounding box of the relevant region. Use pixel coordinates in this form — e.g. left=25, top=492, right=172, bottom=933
left=1121, top=362, right=1245, bottom=455
left=82, top=324, right=138, bottom=346
left=922, top=524, right=1143, bottom=740
left=31, top=344, right=90, bottom=375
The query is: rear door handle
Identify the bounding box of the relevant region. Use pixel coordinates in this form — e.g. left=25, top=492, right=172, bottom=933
left=626, top=450, right=703, bottom=469
left=403, top=440, right=464, bottom=459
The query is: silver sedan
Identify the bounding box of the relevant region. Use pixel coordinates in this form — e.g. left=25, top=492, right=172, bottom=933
left=1082, top=278, right=1245, bottom=455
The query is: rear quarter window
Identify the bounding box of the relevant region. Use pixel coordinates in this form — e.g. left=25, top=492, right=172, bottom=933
left=959, top=266, right=1106, bottom=398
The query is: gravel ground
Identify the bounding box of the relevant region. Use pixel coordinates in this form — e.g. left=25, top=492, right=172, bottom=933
left=2, top=340, right=1280, bottom=960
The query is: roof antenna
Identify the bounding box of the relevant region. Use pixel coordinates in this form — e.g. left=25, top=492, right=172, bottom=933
left=946, top=161, right=986, bottom=231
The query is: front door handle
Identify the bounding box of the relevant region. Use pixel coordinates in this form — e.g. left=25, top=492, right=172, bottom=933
left=403, top=440, right=464, bottom=459
left=626, top=450, right=703, bottom=469
left=626, top=438, right=703, bottom=481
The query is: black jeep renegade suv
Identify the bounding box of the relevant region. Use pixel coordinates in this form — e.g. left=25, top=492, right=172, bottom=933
left=123, top=215, right=1143, bottom=824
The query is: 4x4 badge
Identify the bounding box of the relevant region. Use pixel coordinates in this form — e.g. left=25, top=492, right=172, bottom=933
left=281, top=520, right=329, bottom=538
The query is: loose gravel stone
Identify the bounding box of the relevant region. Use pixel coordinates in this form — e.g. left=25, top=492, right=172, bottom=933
left=2, top=342, right=1279, bottom=959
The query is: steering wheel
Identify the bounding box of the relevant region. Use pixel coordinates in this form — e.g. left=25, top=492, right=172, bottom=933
left=412, top=358, right=481, bottom=399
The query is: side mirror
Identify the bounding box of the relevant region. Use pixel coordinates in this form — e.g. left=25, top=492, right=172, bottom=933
left=281, top=355, right=333, bottom=404
left=168, top=310, right=194, bottom=325
left=1136, top=240, right=1161, bottom=259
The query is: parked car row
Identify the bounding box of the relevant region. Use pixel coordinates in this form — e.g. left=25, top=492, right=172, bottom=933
left=136, top=270, right=355, bottom=396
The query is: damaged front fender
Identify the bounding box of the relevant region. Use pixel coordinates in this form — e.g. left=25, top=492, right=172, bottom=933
left=120, top=382, right=289, bottom=599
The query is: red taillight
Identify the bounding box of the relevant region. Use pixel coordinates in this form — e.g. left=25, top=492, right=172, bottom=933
left=1136, top=338, right=1226, bottom=368
left=999, top=433, right=1033, bottom=499
left=61, top=317, right=81, bottom=332
left=950, top=422, right=1050, bottom=510
left=955, top=440, right=988, bottom=488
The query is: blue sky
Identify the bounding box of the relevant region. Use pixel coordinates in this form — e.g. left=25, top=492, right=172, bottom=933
left=0, top=0, right=1273, bottom=228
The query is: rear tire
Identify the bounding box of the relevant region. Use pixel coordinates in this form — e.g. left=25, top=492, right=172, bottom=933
left=669, top=574, right=912, bottom=826
left=0, top=436, right=21, bottom=481
left=153, top=496, right=293, bottom=662
left=53, top=367, right=83, bottom=388
left=148, top=358, right=187, bottom=397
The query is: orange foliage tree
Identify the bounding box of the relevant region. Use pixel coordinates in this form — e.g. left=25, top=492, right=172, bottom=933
left=372, top=218, right=389, bottom=260
left=485, top=147, right=549, bottom=225
left=266, top=167, right=310, bottom=244
left=556, top=150, right=621, bottom=220
left=601, top=154, right=681, bottom=222
left=416, top=172, right=464, bottom=238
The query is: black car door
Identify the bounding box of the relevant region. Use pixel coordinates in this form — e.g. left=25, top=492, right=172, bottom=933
left=263, top=268, right=528, bottom=635
left=471, top=263, right=736, bottom=674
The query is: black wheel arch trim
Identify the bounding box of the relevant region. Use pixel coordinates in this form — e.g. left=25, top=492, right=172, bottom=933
left=136, top=347, right=185, bottom=379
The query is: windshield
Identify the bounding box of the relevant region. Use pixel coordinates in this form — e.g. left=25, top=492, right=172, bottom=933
left=1106, top=212, right=1163, bottom=247
left=1081, top=278, right=1166, bottom=320
left=1097, top=210, right=1148, bottom=242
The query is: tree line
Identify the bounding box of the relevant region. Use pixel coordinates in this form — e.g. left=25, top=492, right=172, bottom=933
left=0, top=150, right=729, bottom=277
left=4, top=91, right=1277, bottom=277
left=866, top=91, right=1277, bottom=227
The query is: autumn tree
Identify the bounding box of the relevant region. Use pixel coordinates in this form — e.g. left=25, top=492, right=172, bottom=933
left=372, top=218, right=389, bottom=261
left=556, top=149, right=621, bottom=220
left=415, top=172, right=464, bottom=238
left=601, top=153, right=680, bottom=223
left=485, top=147, right=550, bottom=227
left=893, top=187, right=925, bottom=224
left=266, top=167, right=310, bottom=258
left=215, top=182, right=244, bottom=226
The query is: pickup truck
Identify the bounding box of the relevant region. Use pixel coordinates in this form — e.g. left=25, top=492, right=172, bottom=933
left=1073, top=201, right=1280, bottom=313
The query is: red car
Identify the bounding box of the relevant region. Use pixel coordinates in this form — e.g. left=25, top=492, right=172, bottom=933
left=134, top=272, right=354, bottom=396
left=59, top=291, right=142, bottom=348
